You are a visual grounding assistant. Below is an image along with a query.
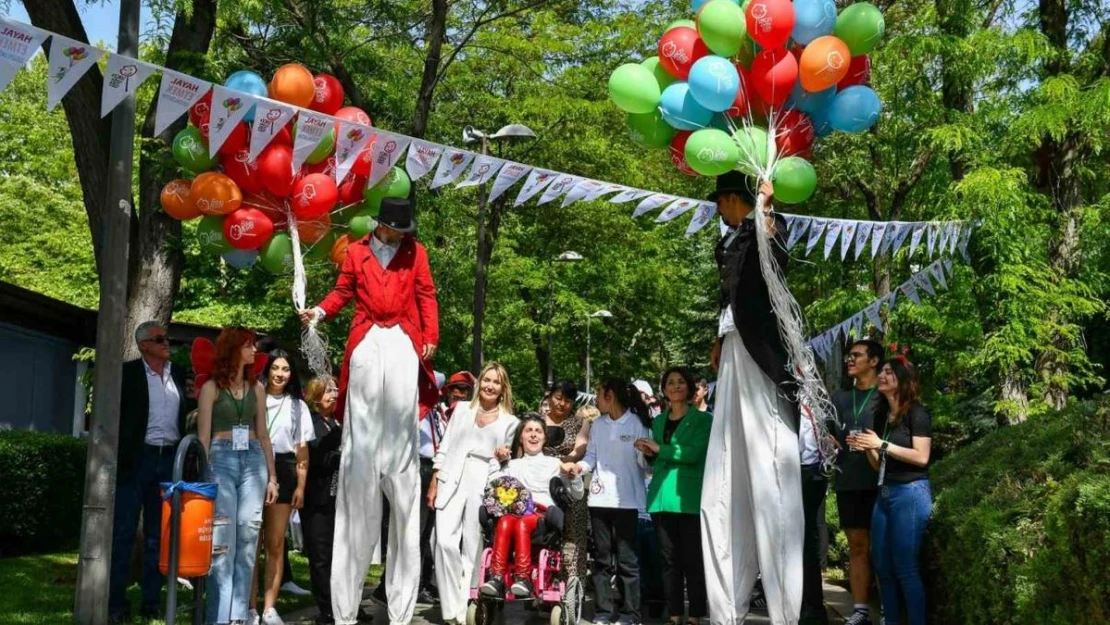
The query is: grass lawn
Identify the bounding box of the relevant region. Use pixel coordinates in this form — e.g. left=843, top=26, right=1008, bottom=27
left=0, top=551, right=381, bottom=625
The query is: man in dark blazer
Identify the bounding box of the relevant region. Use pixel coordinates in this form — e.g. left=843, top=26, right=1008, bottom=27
left=109, top=322, right=192, bottom=623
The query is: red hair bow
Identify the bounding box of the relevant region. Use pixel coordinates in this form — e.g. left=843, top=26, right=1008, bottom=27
left=190, top=338, right=269, bottom=389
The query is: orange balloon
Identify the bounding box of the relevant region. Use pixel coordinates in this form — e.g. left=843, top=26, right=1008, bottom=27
left=191, top=172, right=243, bottom=216
left=330, top=234, right=350, bottom=268
left=269, top=63, right=316, bottom=108
left=799, top=36, right=851, bottom=93
left=161, top=179, right=199, bottom=220
left=297, top=215, right=332, bottom=244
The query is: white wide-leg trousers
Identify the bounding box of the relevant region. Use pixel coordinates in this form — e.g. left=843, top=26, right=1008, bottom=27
left=434, top=456, right=489, bottom=624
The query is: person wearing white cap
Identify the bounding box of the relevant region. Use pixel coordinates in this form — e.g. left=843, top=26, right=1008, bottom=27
left=632, top=380, right=661, bottom=418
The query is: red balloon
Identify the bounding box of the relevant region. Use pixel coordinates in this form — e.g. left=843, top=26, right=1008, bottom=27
left=189, top=91, right=212, bottom=128
left=334, top=106, right=372, bottom=128
left=775, top=110, right=815, bottom=157
left=352, top=146, right=374, bottom=178
left=291, top=173, right=340, bottom=220
left=242, top=191, right=288, bottom=229
left=195, top=112, right=211, bottom=139
left=838, top=54, right=871, bottom=89
left=218, top=122, right=249, bottom=156
left=258, top=144, right=296, bottom=197
left=310, top=74, right=345, bottom=115
left=297, top=215, right=332, bottom=244
left=751, top=47, right=798, bottom=108
left=338, top=175, right=368, bottom=206
left=726, top=65, right=753, bottom=118
left=669, top=131, right=698, bottom=177
left=272, top=125, right=293, bottom=147
left=219, top=149, right=264, bottom=194
left=223, top=207, right=275, bottom=251
left=746, top=0, right=796, bottom=50
left=304, top=155, right=337, bottom=179
left=658, top=27, right=709, bottom=80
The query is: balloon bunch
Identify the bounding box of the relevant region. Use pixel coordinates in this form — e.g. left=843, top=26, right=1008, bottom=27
left=161, top=64, right=414, bottom=273
left=608, top=0, right=884, bottom=204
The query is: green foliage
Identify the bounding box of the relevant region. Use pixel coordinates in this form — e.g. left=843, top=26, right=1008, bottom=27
left=0, top=431, right=87, bottom=557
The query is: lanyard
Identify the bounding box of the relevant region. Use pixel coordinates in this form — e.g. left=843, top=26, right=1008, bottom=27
left=851, top=387, right=876, bottom=429
left=267, top=396, right=288, bottom=434
left=878, top=417, right=896, bottom=486
left=229, top=382, right=248, bottom=425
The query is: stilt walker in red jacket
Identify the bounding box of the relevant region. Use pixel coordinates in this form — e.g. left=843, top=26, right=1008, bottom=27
left=299, top=196, right=440, bottom=625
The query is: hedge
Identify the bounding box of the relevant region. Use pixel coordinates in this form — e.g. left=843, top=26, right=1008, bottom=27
left=0, top=430, right=86, bottom=556
left=926, top=400, right=1110, bottom=624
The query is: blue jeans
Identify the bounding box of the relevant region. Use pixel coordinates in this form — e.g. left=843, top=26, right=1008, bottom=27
left=206, top=440, right=267, bottom=624
left=110, top=445, right=177, bottom=618
left=871, top=479, right=932, bottom=625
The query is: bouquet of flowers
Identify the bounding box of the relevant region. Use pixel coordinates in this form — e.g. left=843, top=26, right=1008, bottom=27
left=483, top=475, right=535, bottom=518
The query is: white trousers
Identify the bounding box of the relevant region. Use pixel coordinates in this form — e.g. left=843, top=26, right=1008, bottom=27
left=434, top=456, right=489, bottom=624
left=701, top=331, right=803, bottom=625
left=331, top=325, right=422, bottom=625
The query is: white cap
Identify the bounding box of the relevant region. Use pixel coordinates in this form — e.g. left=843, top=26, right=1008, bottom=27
left=434, top=371, right=446, bottom=389
left=632, top=379, right=653, bottom=397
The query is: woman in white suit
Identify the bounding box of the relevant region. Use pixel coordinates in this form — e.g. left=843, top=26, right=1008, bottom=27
left=427, top=362, right=519, bottom=625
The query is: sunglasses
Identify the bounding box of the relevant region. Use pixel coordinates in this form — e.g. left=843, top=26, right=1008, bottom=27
left=144, top=336, right=169, bottom=345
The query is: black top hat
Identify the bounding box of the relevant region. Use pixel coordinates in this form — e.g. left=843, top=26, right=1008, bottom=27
left=708, top=170, right=757, bottom=206
left=378, top=196, right=416, bottom=233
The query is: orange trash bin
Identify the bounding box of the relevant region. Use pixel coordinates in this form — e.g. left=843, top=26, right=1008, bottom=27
left=159, top=482, right=218, bottom=578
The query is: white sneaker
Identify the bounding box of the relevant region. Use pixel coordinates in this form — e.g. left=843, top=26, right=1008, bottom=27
left=280, top=580, right=312, bottom=596
left=246, top=609, right=260, bottom=625
left=261, top=608, right=285, bottom=625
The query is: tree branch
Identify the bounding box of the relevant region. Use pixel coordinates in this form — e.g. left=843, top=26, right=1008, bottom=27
left=890, top=149, right=933, bottom=220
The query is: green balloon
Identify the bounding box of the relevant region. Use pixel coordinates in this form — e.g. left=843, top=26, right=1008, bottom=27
left=348, top=209, right=378, bottom=239
left=835, top=3, right=885, bottom=56
left=666, top=19, right=696, bottom=32
left=363, top=167, right=411, bottom=205
left=173, top=127, right=217, bottom=174
left=640, top=56, right=676, bottom=91
left=627, top=111, right=675, bottom=149
left=684, top=129, right=741, bottom=176
left=608, top=63, right=662, bottom=114
left=306, top=128, right=336, bottom=165
left=330, top=202, right=360, bottom=225
left=734, top=126, right=771, bottom=176
left=305, top=231, right=337, bottom=261
left=698, top=0, right=747, bottom=57
left=196, top=215, right=231, bottom=254
left=772, top=157, right=818, bottom=204
left=259, top=232, right=294, bottom=275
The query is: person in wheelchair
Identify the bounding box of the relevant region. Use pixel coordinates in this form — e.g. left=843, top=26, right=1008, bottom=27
left=480, top=414, right=585, bottom=599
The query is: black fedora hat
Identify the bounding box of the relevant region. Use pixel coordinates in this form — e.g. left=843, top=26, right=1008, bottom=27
left=378, top=196, right=416, bottom=233
left=707, top=170, right=757, bottom=206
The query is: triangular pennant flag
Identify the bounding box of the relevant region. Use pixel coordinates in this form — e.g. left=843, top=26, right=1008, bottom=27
left=909, top=223, right=926, bottom=257
left=854, top=222, right=874, bottom=260
left=957, top=223, right=972, bottom=260
left=836, top=320, right=852, bottom=341
left=562, top=179, right=604, bottom=207
left=290, top=111, right=334, bottom=173
left=823, top=221, right=843, bottom=259
left=901, top=282, right=921, bottom=305
left=840, top=221, right=858, bottom=260
left=914, top=270, right=936, bottom=296
left=206, top=85, right=254, bottom=155
left=805, top=218, right=828, bottom=257
left=632, top=192, right=675, bottom=217
left=880, top=223, right=900, bottom=256
left=890, top=223, right=913, bottom=256
left=248, top=99, right=296, bottom=161
left=363, top=131, right=412, bottom=187
left=488, top=162, right=532, bottom=203
left=538, top=174, right=580, bottom=205
left=851, top=313, right=864, bottom=338
left=430, top=149, right=475, bottom=189
left=930, top=261, right=948, bottom=290
left=610, top=188, right=649, bottom=203
left=333, top=121, right=376, bottom=184
left=948, top=223, right=961, bottom=255
left=865, top=302, right=884, bottom=333
left=786, top=217, right=811, bottom=251
left=685, top=202, right=717, bottom=237
left=455, top=155, right=505, bottom=189
left=944, top=258, right=954, bottom=275
left=101, top=53, right=157, bottom=118
left=153, top=69, right=211, bottom=135
left=783, top=215, right=796, bottom=231
left=46, top=35, right=104, bottom=111
left=514, top=169, right=558, bottom=206
left=887, top=289, right=898, bottom=311
left=870, top=222, right=888, bottom=258
left=586, top=183, right=626, bottom=202
left=938, top=223, right=954, bottom=255
left=926, top=223, right=939, bottom=257
left=657, top=198, right=697, bottom=222
left=405, top=140, right=444, bottom=181
left=0, top=19, right=50, bottom=93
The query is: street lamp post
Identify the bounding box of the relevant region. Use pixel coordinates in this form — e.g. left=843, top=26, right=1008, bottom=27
left=585, top=310, right=613, bottom=391
left=545, top=251, right=582, bottom=386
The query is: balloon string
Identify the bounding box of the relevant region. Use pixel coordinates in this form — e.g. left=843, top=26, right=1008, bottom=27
left=286, top=205, right=332, bottom=379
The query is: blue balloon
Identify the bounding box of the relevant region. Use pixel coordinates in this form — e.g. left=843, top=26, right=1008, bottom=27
left=224, top=70, right=268, bottom=122
left=222, top=249, right=259, bottom=269
left=660, top=83, right=714, bottom=131
left=787, top=83, right=837, bottom=115
left=687, top=56, right=741, bottom=113
left=827, top=85, right=882, bottom=133
left=792, top=0, right=838, bottom=45
left=809, top=106, right=835, bottom=137
left=709, top=113, right=734, bottom=132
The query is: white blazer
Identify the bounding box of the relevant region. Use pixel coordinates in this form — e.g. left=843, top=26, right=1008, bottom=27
left=432, top=402, right=518, bottom=508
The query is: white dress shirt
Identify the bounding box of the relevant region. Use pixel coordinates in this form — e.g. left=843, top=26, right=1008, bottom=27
left=369, top=232, right=400, bottom=268
left=799, top=410, right=820, bottom=465
left=576, top=410, right=651, bottom=510
left=143, top=359, right=181, bottom=446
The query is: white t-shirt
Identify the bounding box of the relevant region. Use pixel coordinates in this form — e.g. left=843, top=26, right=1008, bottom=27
left=265, top=394, right=315, bottom=454
left=503, top=453, right=584, bottom=508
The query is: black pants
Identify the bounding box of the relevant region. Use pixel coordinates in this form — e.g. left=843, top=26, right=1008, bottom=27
left=418, top=458, right=436, bottom=590
left=653, top=512, right=708, bottom=619
left=302, top=503, right=337, bottom=622
left=591, top=508, right=641, bottom=619
left=801, top=464, right=830, bottom=625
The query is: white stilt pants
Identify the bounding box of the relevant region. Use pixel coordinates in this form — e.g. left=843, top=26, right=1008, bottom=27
left=434, top=456, right=490, bottom=624
left=701, top=331, right=803, bottom=625
left=331, top=325, right=422, bottom=625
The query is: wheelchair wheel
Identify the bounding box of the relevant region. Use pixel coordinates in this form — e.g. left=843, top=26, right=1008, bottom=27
left=466, top=600, right=496, bottom=625
left=549, top=605, right=563, bottom=625
left=561, top=576, right=584, bottom=625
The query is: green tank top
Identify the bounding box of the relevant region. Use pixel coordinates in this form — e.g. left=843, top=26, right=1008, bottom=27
left=211, top=384, right=258, bottom=434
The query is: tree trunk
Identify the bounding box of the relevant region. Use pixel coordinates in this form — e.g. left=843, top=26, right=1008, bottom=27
left=936, top=0, right=974, bottom=181
left=998, top=370, right=1030, bottom=425
left=412, top=0, right=449, bottom=138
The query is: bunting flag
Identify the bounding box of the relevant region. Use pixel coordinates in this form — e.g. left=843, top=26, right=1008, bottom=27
left=100, top=53, right=157, bottom=118
left=685, top=202, right=717, bottom=236
left=488, top=162, right=532, bottom=202
left=290, top=111, right=333, bottom=173
left=864, top=302, right=884, bottom=333
left=405, top=140, right=444, bottom=181
left=363, top=131, right=411, bottom=188
left=786, top=217, right=810, bottom=250
left=633, top=193, right=677, bottom=217
left=333, top=121, right=375, bottom=184
left=153, top=69, right=210, bottom=135
left=537, top=174, right=580, bottom=205
left=0, top=19, right=50, bottom=93
left=206, top=85, right=253, bottom=155
left=930, top=261, right=948, bottom=290
left=586, top=183, right=625, bottom=201
left=890, top=223, right=913, bottom=256
left=46, top=35, right=104, bottom=111
left=948, top=223, right=961, bottom=255
left=870, top=222, right=887, bottom=258
left=562, top=179, right=604, bottom=207
left=805, top=218, right=828, bottom=256
left=840, top=221, right=858, bottom=260
left=514, top=169, right=557, bottom=206
left=853, top=222, right=874, bottom=260
left=610, top=188, right=649, bottom=204
left=656, top=198, right=698, bottom=222
left=914, top=269, right=936, bottom=296
left=823, top=221, right=843, bottom=259
left=902, top=281, right=921, bottom=305
left=938, top=223, right=953, bottom=255
left=248, top=99, right=296, bottom=160
left=430, top=149, right=474, bottom=189
left=926, top=223, right=939, bottom=257
left=455, top=154, right=505, bottom=189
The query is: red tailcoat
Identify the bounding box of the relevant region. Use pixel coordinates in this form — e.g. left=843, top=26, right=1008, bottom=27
left=317, top=234, right=440, bottom=422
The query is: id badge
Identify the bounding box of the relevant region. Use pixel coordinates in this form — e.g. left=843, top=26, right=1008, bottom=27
left=877, top=452, right=887, bottom=487
left=232, top=425, right=250, bottom=451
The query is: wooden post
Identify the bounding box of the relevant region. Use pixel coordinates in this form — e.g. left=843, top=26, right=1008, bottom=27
left=74, top=1, right=139, bottom=623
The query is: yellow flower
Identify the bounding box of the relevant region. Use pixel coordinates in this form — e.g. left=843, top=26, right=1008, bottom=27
left=496, top=486, right=518, bottom=506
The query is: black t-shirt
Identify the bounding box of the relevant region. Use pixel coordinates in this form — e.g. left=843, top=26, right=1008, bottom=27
left=663, top=416, right=683, bottom=444
left=880, top=404, right=932, bottom=484
left=831, top=387, right=881, bottom=492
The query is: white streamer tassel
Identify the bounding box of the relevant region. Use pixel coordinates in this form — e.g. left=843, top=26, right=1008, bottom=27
left=286, top=206, right=332, bottom=378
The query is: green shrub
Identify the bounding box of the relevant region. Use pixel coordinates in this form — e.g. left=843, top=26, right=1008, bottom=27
left=927, top=400, right=1110, bottom=624
left=0, top=430, right=86, bottom=556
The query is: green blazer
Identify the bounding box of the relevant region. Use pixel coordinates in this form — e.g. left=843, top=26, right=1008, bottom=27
left=646, top=406, right=712, bottom=515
